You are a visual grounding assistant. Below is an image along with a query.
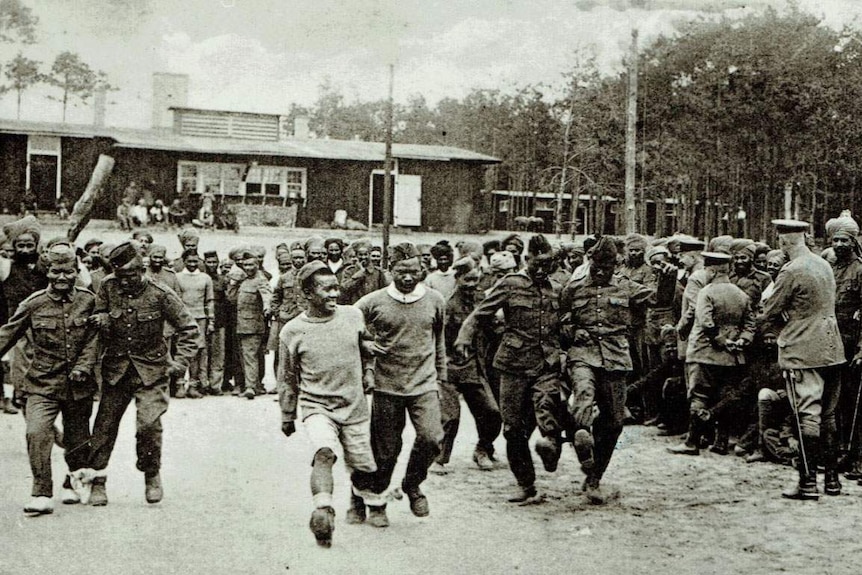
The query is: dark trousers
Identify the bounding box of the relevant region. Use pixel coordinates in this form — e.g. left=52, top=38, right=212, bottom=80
left=567, top=364, right=627, bottom=480
left=89, top=367, right=169, bottom=475
left=370, top=390, right=443, bottom=495
left=437, top=361, right=501, bottom=464
left=25, top=394, right=92, bottom=497
left=238, top=334, right=263, bottom=391
left=498, top=369, right=563, bottom=489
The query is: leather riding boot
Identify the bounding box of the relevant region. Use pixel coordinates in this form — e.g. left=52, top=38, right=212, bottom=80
left=824, top=469, right=842, bottom=496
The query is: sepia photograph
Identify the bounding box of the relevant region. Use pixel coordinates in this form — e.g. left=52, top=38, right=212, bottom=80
left=1, top=0, right=862, bottom=573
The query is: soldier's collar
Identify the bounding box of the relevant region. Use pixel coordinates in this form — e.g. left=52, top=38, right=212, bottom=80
left=46, top=285, right=73, bottom=302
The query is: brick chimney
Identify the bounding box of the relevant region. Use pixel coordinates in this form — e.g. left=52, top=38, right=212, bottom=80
left=293, top=116, right=310, bottom=139
left=152, top=73, right=189, bottom=129
left=93, top=87, right=106, bottom=127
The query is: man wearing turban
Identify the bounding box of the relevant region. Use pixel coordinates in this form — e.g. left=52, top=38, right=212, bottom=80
left=825, top=212, right=862, bottom=482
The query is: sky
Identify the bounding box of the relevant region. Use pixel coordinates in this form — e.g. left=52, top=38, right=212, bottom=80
left=0, top=0, right=860, bottom=128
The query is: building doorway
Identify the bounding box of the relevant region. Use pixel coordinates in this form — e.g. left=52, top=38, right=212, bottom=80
left=27, top=135, right=61, bottom=210
left=29, top=155, right=58, bottom=209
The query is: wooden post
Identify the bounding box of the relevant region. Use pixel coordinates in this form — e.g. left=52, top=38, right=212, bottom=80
left=624, top=28, right=639, bottom=235
left=382, top=64, right=394, bottom=267
left=555, top=100, right=574, bottom=238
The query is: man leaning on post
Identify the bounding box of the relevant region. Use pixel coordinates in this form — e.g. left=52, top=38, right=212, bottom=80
left=86, top=241, right=199, bottom=506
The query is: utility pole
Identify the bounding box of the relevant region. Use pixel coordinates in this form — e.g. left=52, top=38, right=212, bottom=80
left=382, top=64, right=394, bottom=267
left=624, top=28, right=639, bottom=235
left=555, top=99, right=575, bottom=238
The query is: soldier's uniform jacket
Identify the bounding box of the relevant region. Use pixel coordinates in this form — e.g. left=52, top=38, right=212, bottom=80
left=96, top=274, right=199, bottom=386
left=560, top=273, right=663, bottom=371
left=229, top=270, right=272, bottom=335
left=0, top=286, right=99, bottom=400
left=146, top=266, right=179, bottom=293
left=146, top=266, right=180, bottom=337
left=270, top=268, right=305, bottom=323
left=761, top=252, right=845, bottom=369
left=729, top=270, right=764, bottom=310
left=339, top=266, right=392, bottom=305
left=675, top=267, right=707, bottom=359
left=832, top=257, right=862, bottom=352
left=754, top=268, right=772, bottom=291
left=686, top=275, right=756, bottom=366
left=618, top=262, right=652, bottom=330
left=456, top=271, right=561, bottom=377
left=445, top=285, right=478, bottom=365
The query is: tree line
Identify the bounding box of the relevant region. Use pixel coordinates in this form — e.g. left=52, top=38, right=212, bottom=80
left=0, top=0, right=112, bottom=121
left=284, top=6, right=862, bottom=239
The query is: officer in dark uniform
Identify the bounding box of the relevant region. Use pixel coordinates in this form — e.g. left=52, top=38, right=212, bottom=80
left=87, top=242, right=199, bottom=506
left=455, top=234, right=563, bottom=504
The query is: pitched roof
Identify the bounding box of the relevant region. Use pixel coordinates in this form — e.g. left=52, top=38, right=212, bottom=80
left=0, top=118, right=500, bottom=164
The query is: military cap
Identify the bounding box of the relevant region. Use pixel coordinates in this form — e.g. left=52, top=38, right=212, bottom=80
left=673, top=235, right=705, bottom=253
left=289, top=241, right=305, bottom=253
left=83, top=238, right=103, bottom=253
left=451, top=256, right=476, bottom=276
left=482, top=239, right=501, bottom=256
left=389, top=242, right=421, bottom=264
left=181, top=248, right=199, bottom=260
left=249, top=245, right=266, bottom=259
left=297, top=260, right=331, bottom=287
left=488, top=251, right=517, bottom=272
left=98, top=243, right=117, bottom=260
left=589, top=236, right=617, bottom=264
left=44, top=244, right=77, bottom=266
left=228, top=245, right=251, bottom=261
left=527, top=234, right=553, bottom=257
left=708, top=235, right=734, bottom=254
left=772, top=219, right=809, bottom=234
left=149, top=244, right=167, bottom=257
left=203, top=250, right=219, bottom=259
left=702, top=251, right=732, bottom=266
left=304, top=235, right=325, bottom=252
left=108, top=242, right=141, bottom=269
left=275, top=243, right=290, bottom=256
left=583, top=235, right=599, bottom=252
left=351, top=238, right=373, bottom=252
left=646, top=245, right=670, bottom=262
left=458, top=240, right=482, bottom=261
left=501, top=233, right=525, bottom=254
left=238, top=249, right=257, bottom=262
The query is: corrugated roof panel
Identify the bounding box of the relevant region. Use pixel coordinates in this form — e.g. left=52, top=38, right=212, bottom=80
left=0, top=118, right=500, bottom=163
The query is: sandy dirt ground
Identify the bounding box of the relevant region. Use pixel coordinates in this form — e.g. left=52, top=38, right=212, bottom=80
left=0, top=221, right=861, bottom=574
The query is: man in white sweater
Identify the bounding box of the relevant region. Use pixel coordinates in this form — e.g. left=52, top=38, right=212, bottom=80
left=278, top=261, right=379, bottom=547
left=356, top=243, right=447, bottom=527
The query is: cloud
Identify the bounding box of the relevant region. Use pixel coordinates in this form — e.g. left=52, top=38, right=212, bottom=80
left=4, top=0, right=861, bottom=128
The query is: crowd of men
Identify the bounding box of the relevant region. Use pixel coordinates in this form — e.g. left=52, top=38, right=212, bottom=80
left=1, top=210, right=860, bottom=549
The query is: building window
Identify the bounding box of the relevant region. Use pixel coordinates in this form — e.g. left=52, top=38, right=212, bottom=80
left=176, top=161, right=306, bottom=205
